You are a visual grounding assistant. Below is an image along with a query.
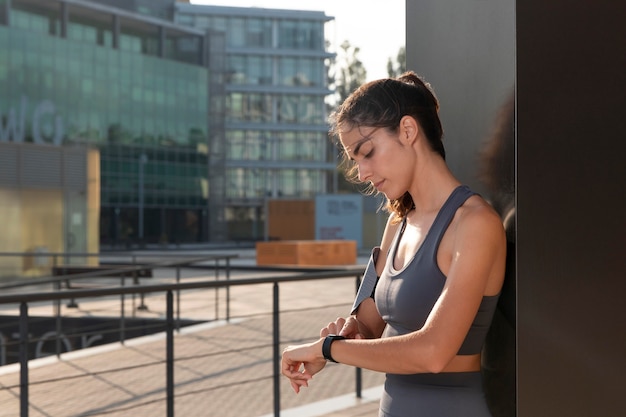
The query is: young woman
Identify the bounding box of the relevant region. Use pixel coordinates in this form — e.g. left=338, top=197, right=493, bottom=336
left=281, top=72, right=506, bottom=417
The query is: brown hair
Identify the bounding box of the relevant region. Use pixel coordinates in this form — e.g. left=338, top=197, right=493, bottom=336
left=329, top=71, right=445, bottom=219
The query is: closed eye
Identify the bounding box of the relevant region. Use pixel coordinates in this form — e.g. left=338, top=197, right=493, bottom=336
left=358, top=139, right=374, bottom=159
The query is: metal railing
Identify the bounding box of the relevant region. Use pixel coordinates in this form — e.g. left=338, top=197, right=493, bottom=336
left=0, top=253, right=237, bottom=324
left=0, top=263, right=365, bottom=417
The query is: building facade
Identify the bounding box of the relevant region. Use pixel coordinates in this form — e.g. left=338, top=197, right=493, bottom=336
left=1, top=0, right=336, bottom=247
left=174, top=3, right=335, bottom=241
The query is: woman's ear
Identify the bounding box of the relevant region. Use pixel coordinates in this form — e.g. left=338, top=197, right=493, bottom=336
left=400, top=115, right=419, bottom=145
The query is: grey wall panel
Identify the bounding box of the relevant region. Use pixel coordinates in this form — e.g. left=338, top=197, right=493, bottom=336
left=516, top=1, right=626, bottom=416
left=0, top=143, right=89, bottom=192
left=406, top=0, right=515, bottom=193
left=0, top=143, right=19, bottom=186
left=406, top=1, right=516, bottom=416
left=19, top=146, right=63, bottom=188
left=407, top=0, right=626, bottom=415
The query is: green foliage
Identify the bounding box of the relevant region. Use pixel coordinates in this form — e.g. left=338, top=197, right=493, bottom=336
left=386, top=46, right=406, bottom=78
left=328, top=40, right=368, bottom=109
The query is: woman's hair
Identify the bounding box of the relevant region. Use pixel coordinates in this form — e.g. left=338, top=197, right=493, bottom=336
left=329, top=71, right=445, bottom=220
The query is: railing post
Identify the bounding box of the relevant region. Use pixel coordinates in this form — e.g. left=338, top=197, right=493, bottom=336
left=19, top=302, right=29, bottom=417
left=55, top=281, right=62, bottom=357
left=176, top=266, right=181, bottom=330
left=136, top=272, right=148, bottom=311
left=120, top=274, right=125, bottom=344
left=166, top=290, right=174, bottom=417
left=214, top=259, right=220, bottom=321
left=273, top=282, right=280, bottom=417
left=225, top=257, right=231, bottom=321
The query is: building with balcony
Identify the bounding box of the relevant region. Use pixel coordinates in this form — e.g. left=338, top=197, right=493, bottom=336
left=174, top=3, right=335, bottom=241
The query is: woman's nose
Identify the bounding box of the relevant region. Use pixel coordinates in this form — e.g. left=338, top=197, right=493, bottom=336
left=357, top=161, right=370, bottom=182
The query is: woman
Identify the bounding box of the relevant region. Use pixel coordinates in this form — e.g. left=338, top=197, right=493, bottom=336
left=281, top=72, right=506, bottom=417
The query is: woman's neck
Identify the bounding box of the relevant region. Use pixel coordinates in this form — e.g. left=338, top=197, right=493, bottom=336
left=409, top=159, right=460, bottom=216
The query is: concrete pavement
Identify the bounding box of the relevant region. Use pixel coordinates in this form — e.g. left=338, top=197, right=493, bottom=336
left=0, top=250, right=384, bottom=416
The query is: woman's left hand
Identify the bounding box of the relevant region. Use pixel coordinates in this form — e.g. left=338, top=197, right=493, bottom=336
left=281, top=339, right=326, bottom=393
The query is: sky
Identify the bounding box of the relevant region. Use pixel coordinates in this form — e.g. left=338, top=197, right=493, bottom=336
left=190, top=0, right=406, bottom=81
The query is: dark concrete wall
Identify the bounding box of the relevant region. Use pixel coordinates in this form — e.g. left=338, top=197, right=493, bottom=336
left=406, top=0, right=626, bottom=416
left=515, top=1, right=625, bottom=416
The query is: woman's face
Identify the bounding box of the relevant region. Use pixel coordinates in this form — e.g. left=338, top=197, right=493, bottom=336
left=340, top=125, right=414, bottom=200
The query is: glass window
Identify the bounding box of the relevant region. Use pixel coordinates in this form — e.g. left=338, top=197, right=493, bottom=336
left=277, top=19, right=324, bottom=50
left=11, top=0, right=62, bottom=36
left=298, top=169, right=315, bottom=197
left=175, top=13, right=194, bottom=27
left=298, top=96, right=324, bottom=124
left=278, top=169, right=297, bottom=197
left=277, top=95, right=298, bottom=123
left=229, top=93, right=272, bottom=123
left=227, top=130, right=245, bottom=159
left=0, top=1, right=7, bottom=25
left=300, top=21, right=323, bottom=49
left=253, top=131, right=272, bottom=160
left=246, top=94, right=263, bottom=122
left=119, top=17, right=160, bottom=56
left=209, top=16, right=227, bottom=32
left=278, top=132, right=296, bottom=160
left=228, top=55, right=272, bottom=85
left=195, top=16, right=209, bottom=28
left=226, top=93, right=243, bottom=122
left=67, top=22, right=97, bottom=44
left=228, top=18, right=245, bottom=47
left=279, top=57, right=297, bottom=86
left=1, top=15, right=212, bottom=215
left=298, top=57, right=323, bottom=86
left=166, top=31, right=202, bottom=65
left=67, top=5, right=113, bottom=47
left=247, top=55, right=263, bottom=85
left=225, top=168, right=268, bottom=198
left=278, top=20, right=296, bottom=49
left=245, top=18, right=271, bottom=48
left=11, top=10, right=49, bottom=34
left=297, top=132, right=320, bottom=161
left=227, top=56, right=246, bottom=84
left=120, top=33, right=141, bottom=53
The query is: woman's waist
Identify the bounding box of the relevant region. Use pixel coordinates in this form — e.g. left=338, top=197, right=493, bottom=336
left=386, top=370, right=483, bottom=387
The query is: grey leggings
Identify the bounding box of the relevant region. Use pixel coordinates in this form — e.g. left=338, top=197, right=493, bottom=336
left=379, top=372, right=492, bottom=417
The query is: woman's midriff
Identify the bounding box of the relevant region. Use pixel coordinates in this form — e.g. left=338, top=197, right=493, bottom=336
left=441, top=353, right=481, bottom=373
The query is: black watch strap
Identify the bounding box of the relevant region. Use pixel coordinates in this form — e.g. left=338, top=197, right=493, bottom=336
left=322, top=334, right=346, bottom=363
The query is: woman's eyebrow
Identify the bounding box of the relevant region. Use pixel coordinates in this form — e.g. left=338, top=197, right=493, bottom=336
left=349, top=136, right=371, bottom=158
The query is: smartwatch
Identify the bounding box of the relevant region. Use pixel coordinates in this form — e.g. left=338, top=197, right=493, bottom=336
left=322, top=334, right=346, bottom=363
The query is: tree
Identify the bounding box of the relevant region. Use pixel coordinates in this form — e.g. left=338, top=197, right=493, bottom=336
left=329, top=40, right=368, bottom=108
left=326, top=40, right=368, bottom=194
left=386, top=46, right=406, bottom=78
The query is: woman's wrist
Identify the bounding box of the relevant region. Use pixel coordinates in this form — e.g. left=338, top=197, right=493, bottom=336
left=322, top=335, right=346, bottom=363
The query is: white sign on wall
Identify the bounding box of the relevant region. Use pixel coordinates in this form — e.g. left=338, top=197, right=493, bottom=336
left=315, top=194, right=362, bottom=247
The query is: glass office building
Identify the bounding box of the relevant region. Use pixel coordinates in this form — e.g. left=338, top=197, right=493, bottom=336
left=0, top=0, right=210, bottom=246
left=1, top=0, right=335, bottom=244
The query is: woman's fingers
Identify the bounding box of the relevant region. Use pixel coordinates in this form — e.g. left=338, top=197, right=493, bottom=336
left=283, top=362, right=312, bottom=393
left=320, top=317, right=347, bottom=337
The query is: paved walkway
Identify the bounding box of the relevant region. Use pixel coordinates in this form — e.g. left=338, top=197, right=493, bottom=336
left=0, top=250, right=384, bottom=417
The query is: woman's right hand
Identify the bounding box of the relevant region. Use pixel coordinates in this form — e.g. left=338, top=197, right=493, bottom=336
left=320, top=316, right=364, bottom=339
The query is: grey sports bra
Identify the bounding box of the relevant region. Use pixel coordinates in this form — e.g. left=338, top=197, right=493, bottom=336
left=359, top=185, right=499, bottom=355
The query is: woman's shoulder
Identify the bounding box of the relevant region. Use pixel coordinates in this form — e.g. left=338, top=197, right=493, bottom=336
left=456, top=194, right=505, bottom=240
